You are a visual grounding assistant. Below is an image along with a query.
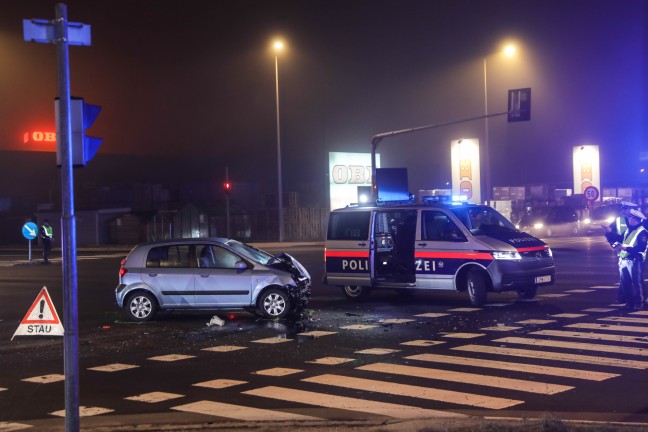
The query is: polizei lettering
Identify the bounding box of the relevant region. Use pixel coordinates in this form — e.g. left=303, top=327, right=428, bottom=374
left=342, top=259, right=368, bottom=271
left=416, top=259, right=436, bottom=272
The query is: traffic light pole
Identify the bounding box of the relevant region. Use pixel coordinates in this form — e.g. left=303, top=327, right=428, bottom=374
left=55, top=4, right=80, bottom=431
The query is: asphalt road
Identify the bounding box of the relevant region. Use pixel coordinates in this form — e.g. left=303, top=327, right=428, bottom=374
left=1, top=236, right=647, bottom=431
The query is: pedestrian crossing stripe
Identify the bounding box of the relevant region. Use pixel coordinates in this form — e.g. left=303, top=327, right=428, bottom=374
left=599, top=316, right=648, bottom=325
left=565, top=322, right=648, bottom=334
left=493, top=336, right=648, bottom=357
left=529, top=329, right=648, bottom=344
left=405, top=353, right=618, bottom=381
left=453, top=344, right=648, bottom=369
left=11, top=286, right=64, bottom=340
left=243, top=386, right=467, bottom=419
left=303, top=374, right=524, bottom=409
left=172, top=400, right=321, bottom=421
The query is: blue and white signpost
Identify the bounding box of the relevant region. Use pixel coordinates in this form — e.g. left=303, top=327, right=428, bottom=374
left=22, top=222, right=39, bottom=262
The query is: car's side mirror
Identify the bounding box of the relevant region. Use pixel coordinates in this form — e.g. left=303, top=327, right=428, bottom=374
left=235, top=261, right=249, bottom=270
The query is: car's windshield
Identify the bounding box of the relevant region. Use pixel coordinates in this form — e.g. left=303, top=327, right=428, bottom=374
left=451, top=206, right=517, bottom=234
left=225, top=240, right=274, bottom=265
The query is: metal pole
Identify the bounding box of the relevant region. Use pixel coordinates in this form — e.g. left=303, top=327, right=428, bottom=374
left=275, top=54, right=284, bottom=242
left=54, top=4, right=79, bottom=431
left=225, top=166, right=230, bottom=238
left=28, top=239, right=32, bottom=262
left=483, top=57, right=491, bottom=206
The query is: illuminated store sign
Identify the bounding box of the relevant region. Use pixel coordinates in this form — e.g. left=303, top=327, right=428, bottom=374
left=451, top=138, right=481, bottom=204
left=329, top=152, right=380, bottom=210
left=572, top=145, right=600, bottom=198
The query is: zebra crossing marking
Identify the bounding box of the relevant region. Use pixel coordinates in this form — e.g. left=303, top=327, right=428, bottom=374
left=441, top=333, right=485, bottom=339
left=565, top=289, right=595, bottom=293
left=193, top=379, right=247, bottom=389
left=307, top=357, right=354, bottom=365
left=201, top=345, right=247, bottom=352
left=355, top=348, right=399, bottom=355
left=0, top=387, right=6, bottom=392
left=529, top=329, right=648, bottom=345
left=400, top=340, right=445, bottom=347
left=379, top=318, right=415, bottom=324
left=550, top=313, right=587, bottom=318
left=589, top=285, right=617, bottom=289
left=357, top=362, right=573, bottom=395
left=406, top=353, right=618, bottom=381
left=516, top=319, right=556, bottom=325
left=49, top=406, right=113, bottom=417
left=125, top=391, right=184, bottom=403
left=630, top=311, right=648, bottom=316
left=414, top=312, right=449, bottom=318
left=147, top=354, right=195, bottom=362
left=598, top=316, right=648, bottom=325
left=581, top=308, right=615, bottom=313
left=171, top=400, right=322, bottom=421
left=88, top=363, right=138, bottom=372
left=447, top=308, right=481, bottom=312
left=493, top=336, right=648, bottom=357
left=565, top=322, right=648, bottom=334
left=243, top=386, right=467, bottom=419
left=297, top=331, right=337, bottom=337
left=454, top=345, right=648, bottom=369
left=480, top=325, right=522, bottom=331
left=254, top=367, right=303, bottom=376
left=302, top=374, right=523, bottom=409
left=538, top=294, right=569, bottom=298
left=21, top=374, right=64, bottom=384
left=251, top=337, right=293, bottom=344
left=0, top=422, right=31, bottom=431
left=340, top=324, right=379, bottom=330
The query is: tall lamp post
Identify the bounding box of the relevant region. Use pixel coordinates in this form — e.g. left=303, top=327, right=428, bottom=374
left=483, top=43, right=517, bottom=206
left=273, top=40, right=284, bottom=242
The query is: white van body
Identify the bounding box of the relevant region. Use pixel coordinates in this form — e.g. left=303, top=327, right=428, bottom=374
left=324, top=202, right=555, bottom=305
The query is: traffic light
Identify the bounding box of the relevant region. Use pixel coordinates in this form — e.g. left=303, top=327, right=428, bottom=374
left=223, top=180, right=232, bottom=196
left=55, top=96, right=102, bottom=167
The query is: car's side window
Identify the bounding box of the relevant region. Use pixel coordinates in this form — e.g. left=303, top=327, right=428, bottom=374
left=197, top=244, right=240, bottom=269
left=147, top=245, right=191, bottom=268
left=422, top=210, right=467, bottom=242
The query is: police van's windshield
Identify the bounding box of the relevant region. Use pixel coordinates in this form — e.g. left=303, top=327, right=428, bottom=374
left=451, top=206, right=518, bottom=235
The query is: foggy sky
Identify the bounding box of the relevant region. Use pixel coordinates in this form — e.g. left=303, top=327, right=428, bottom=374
left=0, top=0, right=646, bottom=197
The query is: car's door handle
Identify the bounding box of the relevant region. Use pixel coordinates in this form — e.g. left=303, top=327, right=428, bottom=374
left=418, top=243, right=427, bottom=247
left=148, top=273, right=158, bottom=277
left=358, top=242, right=367, bottom=246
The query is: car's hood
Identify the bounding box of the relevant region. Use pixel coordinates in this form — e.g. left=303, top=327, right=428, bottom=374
left=474, top=228, right=547, bottom=251
left=267, top=253, right=311, bottom=280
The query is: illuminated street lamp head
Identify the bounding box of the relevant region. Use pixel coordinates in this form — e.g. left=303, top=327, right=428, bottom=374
left=503, top=43, right=517, bottom=57
left=273, top=40, right=284, bottom=53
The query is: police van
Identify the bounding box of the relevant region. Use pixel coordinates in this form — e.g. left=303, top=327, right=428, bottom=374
left=324, top=199, right=555, bottom=305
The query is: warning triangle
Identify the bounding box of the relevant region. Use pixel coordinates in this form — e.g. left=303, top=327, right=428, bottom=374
left=12, top=286, right=65, bottom=340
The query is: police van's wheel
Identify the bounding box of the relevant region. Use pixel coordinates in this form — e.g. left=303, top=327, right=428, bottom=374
left=258, top=288, right=291, bottom=319
left=517, top=286, right=537, bottom=300
left=342, top=285, right=370, bottom=301
left=125, top=292, right=158, bottom=322
left=466, top=269, right=487, bottom=306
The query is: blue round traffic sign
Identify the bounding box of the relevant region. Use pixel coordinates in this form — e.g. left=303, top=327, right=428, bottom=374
left=22, top=222, right=39, bottom=240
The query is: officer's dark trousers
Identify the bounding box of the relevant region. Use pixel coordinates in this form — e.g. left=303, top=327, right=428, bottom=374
left=619, top=259, right=645, bottom=309
left=42, top=238, right=51, bottom=263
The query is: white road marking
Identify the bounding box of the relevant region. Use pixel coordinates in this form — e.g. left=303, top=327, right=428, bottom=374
left=171, top=400, right=322, bottom=421
left=357, top=362, right=573, bottom=395
left=193, top=379, right=247, bottom=389
left=454, top=345, right=648, bottom=369
left=202, top=345, right=247, bottom=352
left=302, top=374, right=523, bottom=409
left=441, top=333, right=485, bottom=339
left=254, top=368, right=303, bottom=376
left=307, top=357, right=354, bottom=365
left=480, top=326, right=522, bottom=331
left=406, top=353, right=618, bottom=381
left=49, top=406, right=113, bottom=417
left=355, top=348, right=399, bottom=355
left=297, top=331, right=337, bottom=337
left=549, top=313, right=587, bottom=318
left=494, top=336, right=648, bottom=357
left=88, top=363, right=139, bottom=372
left=147, top=354, right=195, bottom=362
left=529, top=329, right=648, bottom=345
left=251, top=337, right=293, bottom=344
left=379, top=318, right=415, bottom=324
left=340, top=324, right=380, bottom=330
left=21, top=374, right=64, bottom=384
left=243, top=386, right=466, bottom=419
left=400, top=340, right=445, bottom=347
left=414, top=312, right=449, bottom=318
left=565, top=322, right=648, bottom=334
left=516, top=319, right=556, bottom=325
left=0, top=422, right=32, bottom=431
left=125, top=391, right=184, bottom=403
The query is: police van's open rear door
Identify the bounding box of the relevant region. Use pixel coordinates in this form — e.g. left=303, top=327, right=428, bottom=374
left=371, top=210, right=417, bottom=285
left=324, top=209, right=373, bottom=288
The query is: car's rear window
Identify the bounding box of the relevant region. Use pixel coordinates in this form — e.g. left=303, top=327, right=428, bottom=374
left=146, top=245, right=191, bottom=268
left=327, top=211, right=371, bottom=240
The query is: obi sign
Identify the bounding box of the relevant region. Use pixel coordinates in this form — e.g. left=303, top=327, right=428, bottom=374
left=329, top=152, right=380, bottom=210
left=451, top=139, right=481, bottom=204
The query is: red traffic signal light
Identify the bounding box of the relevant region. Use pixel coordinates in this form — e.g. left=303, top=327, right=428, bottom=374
left=223, top=181, right=232, bottom=195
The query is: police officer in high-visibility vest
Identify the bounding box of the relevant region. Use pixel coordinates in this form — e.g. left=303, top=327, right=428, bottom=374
left=613, top=209, right=647, bottom=311
left=604, top=201, right=637, bottom=246
left=40, top=219, right=53, bottom=264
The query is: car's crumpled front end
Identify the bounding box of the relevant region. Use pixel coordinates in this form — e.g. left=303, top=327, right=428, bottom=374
left=267, top=253, right=312, bottom=310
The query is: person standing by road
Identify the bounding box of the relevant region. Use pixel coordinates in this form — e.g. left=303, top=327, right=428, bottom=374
left=604, top=201, right=638, bottom=303
left=613, top=209, right=647, bottom=311
left=40, top=219, right=53, bottom=264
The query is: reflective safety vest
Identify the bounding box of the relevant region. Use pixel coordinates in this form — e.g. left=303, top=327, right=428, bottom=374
left=42, top=225, right=53, bottom=238
left=615, top=217, right=627, bottom=235
left=620, top=225, right=647, bottom=261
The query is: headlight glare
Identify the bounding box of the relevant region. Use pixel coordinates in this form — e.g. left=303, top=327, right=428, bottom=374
left=492, top=251, right=522, bottom=260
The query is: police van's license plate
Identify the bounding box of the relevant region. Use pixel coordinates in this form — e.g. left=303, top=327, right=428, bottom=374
left=535, top=275, right=551, bottom=284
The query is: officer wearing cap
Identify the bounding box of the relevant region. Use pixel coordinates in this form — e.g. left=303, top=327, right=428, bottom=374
left=603, top=201, right=637, bottom=246
left=613, top=208, right=647, bottom=311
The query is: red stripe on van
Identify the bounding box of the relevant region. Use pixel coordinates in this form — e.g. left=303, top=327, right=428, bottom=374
left=415, top=251, right=493, bottom=260
left=326, top=251, right=370, bottom=258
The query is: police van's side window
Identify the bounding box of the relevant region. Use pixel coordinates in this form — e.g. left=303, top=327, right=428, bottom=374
left=328, top=211, right=371, bottom=240
left=422, top=211, right=466, bottom=242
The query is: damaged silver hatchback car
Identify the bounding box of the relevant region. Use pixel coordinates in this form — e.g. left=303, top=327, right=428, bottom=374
left=115, top=238, right=311, bottom=321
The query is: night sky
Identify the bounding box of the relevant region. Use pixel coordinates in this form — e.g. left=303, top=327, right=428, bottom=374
left=0, top=0, right=646, bottom=202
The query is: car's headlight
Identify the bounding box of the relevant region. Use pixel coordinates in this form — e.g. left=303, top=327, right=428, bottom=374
left=492, top=251, right=522, bottom=260
left=547, top=248, right=553, bottom=257
left=533, top=223, right=544, bottom=229
left=583, top=218, right=591, bottom=224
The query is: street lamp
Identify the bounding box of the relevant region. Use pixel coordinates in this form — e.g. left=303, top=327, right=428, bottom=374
left=273, top=40, right=284, bottom=242
left=483, top=42, right=517, bottom=206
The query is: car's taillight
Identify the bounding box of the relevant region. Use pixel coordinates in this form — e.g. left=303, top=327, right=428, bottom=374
left=323, top=247, right=326, bottom=263
left=119, top=258, right=128, bottom=278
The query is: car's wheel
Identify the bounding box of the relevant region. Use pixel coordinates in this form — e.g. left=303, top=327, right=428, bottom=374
left=258, top=288, right=291, bottom=319
left=125, top=291, right=158, bottom=322
left=342, top=285, right=371, bottom=301
left=517, top=286, right=538, bottom=300
left=466, top=269, right=487, bottom=306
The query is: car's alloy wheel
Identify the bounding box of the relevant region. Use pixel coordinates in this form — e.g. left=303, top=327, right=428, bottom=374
left=342, top=285, right=370, bottom=301
left=126, top=292, right=157, bottom=322
left=259, top=288, right=291, bottom=318
left=466, top=269, right=487, bottom=306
